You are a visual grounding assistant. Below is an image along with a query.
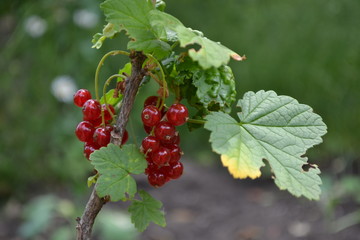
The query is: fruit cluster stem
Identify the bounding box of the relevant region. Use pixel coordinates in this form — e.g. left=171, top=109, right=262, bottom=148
left=76, top=51, right=147, bottom=240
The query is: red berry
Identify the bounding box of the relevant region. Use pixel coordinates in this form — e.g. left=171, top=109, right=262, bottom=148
left=74, top=89, right=92, bottom=107
left=148, top=172, right=166, bottom=187
left=142, top=136, right=160, bottom=154
left=83, top=99, right=101, bottom=121
left=94, top=127, right=111, bottom=147
left=144, top=96, right=162, bottom=108
left=102, top=104, right=115, bottom=122
left=152, top=147, right=170, bottom=166
left=168, top=145, right=182, bottom=164
left=154, top=121, right=176, bottom=142
left=121, top=130, right=128, bottom=145
left=145, top=162, right=157, bottom=174
left=141, top=105, right=161, bottom=127
left=75, top=121, right=95, bottom=142
left=143, top=125, right=152, bottom=134
left=83, top=116, right=102, bottom=128
left=166, top=103, right=189, bottom=126
left=169, top=162, right=183, bottom=179
left=159, top=165, right=173, bottom=182
left=84, top=141, right=100, bottom=160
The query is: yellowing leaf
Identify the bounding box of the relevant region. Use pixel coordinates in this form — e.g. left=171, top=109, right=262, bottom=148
left=205, top=90, right=327, bottom=200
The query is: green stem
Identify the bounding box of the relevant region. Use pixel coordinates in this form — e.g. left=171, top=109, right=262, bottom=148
left=187, top=118, right=206, bottom=124
left=94, top=50, right=130, bottom=101
left=145, top=54, right=167, bottom=111
left=102, top=74, right=126, bottom=124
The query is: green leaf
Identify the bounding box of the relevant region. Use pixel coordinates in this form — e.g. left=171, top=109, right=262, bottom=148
left=92, top=23, right=122, bottom=49
left=90, top=144, right=147, bottom=201
left=87, top=174, right=99, bottom=187
left=204, top=90, right=327, bottom=200
left=100, top=89, right=123, bottom=106
left=192, top=65, right=236, bottom=112
left=149, top=10, right=243, bottom=69
left=128, top=190, right=166, bottom=232
left=100, top=0, right=171, bottom=59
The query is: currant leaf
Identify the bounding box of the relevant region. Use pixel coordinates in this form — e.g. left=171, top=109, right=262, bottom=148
left=204, top=90, right=327, bottom=200
left=92, top=23, right=122, bottom=49
left=90, top=144, right=147, bottom=201
left=149, top=10, right=243, bottom=69
left=100, top=0, right=171, bottom=59
left=192, top=65, right=236, bottom=112
left=128, top=190, right=166, bottom=232
left=100, top=89, right=123, bottom=106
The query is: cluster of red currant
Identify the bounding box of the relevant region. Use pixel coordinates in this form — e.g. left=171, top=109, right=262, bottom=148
left=141, top=96, right=189, bottom=187
left=73, top=89, right=128, bottom=160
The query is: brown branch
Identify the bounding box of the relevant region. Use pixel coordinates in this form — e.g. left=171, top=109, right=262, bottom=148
left=76, top=51, right=147, bottom=240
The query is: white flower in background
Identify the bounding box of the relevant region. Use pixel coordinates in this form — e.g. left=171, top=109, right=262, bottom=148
left=24, top=15, right=47, bottom=38
left=51, top=75, right=77, bottom=103
left=73, top=9, right=99, bottom=29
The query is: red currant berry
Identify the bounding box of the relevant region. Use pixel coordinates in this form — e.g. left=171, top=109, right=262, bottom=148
left=144, top=96, right=162, bottom=108
left=141, top=105, right=161, bottom=127
left=74, top=89, right=92, bottom=107
left=159, top=165, right=173, bottom=182
left=75, top=121, right=95, bottom=142
left=142, top=136, right=160, bottom=154
left=152, top=147, right=170, bottom=166
left=143, top=125, right=152, bottom=134
left=148, top=172, right=166, bottom=187
left=84, top=141, right=100, bottom=160
left=102, top=104, right=115, bottom=122
left=166, top=103, right=189, bottom=126
left=168, top=145, right=182, bottom=164
left=121, top=130, right=128, bottom=145
left=145, top=162, right=157, bottom=174
left=94, top=127, right=111, bottom=147
left=83, top=116, right=102, bottom=128
left=154, top=121, right=176, bottom=142
left=169, top=162, right=183, bottom=179
left=83, top=99, right=101, bottom=121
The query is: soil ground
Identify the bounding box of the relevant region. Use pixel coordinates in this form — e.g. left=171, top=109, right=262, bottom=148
left=136, top=161, right=359, bottom=240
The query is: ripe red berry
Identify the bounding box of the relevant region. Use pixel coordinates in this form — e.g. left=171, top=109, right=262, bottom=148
left=83, top=99, right=101, bottom=121
left=159, top=165, right=173, bottom=182
left=74, top=89, right=92, bottom=107
left=94, top=127, right=111, bottom=147
left=142, top=136, right=160, bottom=154
left=141, top=105, right=161, bottom=127
left=84, top=141, right=100, bottom=160
left=145, top=162, right=157, bottom=175
left=121, top=130, right=128, bottom=145
left=169, top=162, right=183, bottom=179
left=166, top=103, right=189, bottom=126
left=75, top=121, right=95, bottom=142
left=152, top=147, right=171, bottom=166
left=83, top=116, right=102, bottom=128
left=102, top=104, right=115, bottom=122
left=148, top=172, right=166, bottom=187
left=168, top=145, right=182, bottom=164
left=143, top=125, right=152, bottom=134
left=154, top=121, right=176, bottom=142
left=144, top=96, right=162, bottom=108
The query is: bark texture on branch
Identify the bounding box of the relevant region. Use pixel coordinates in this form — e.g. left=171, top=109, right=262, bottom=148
left=76, top=51, right=147, bottom=240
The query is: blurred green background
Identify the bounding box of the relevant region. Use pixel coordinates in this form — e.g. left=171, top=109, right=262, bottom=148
left=1, top=0, right=359, bottom=239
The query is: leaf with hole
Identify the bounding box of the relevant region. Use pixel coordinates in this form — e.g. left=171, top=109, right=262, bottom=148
left=204, top=90, right=327, bottom=200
